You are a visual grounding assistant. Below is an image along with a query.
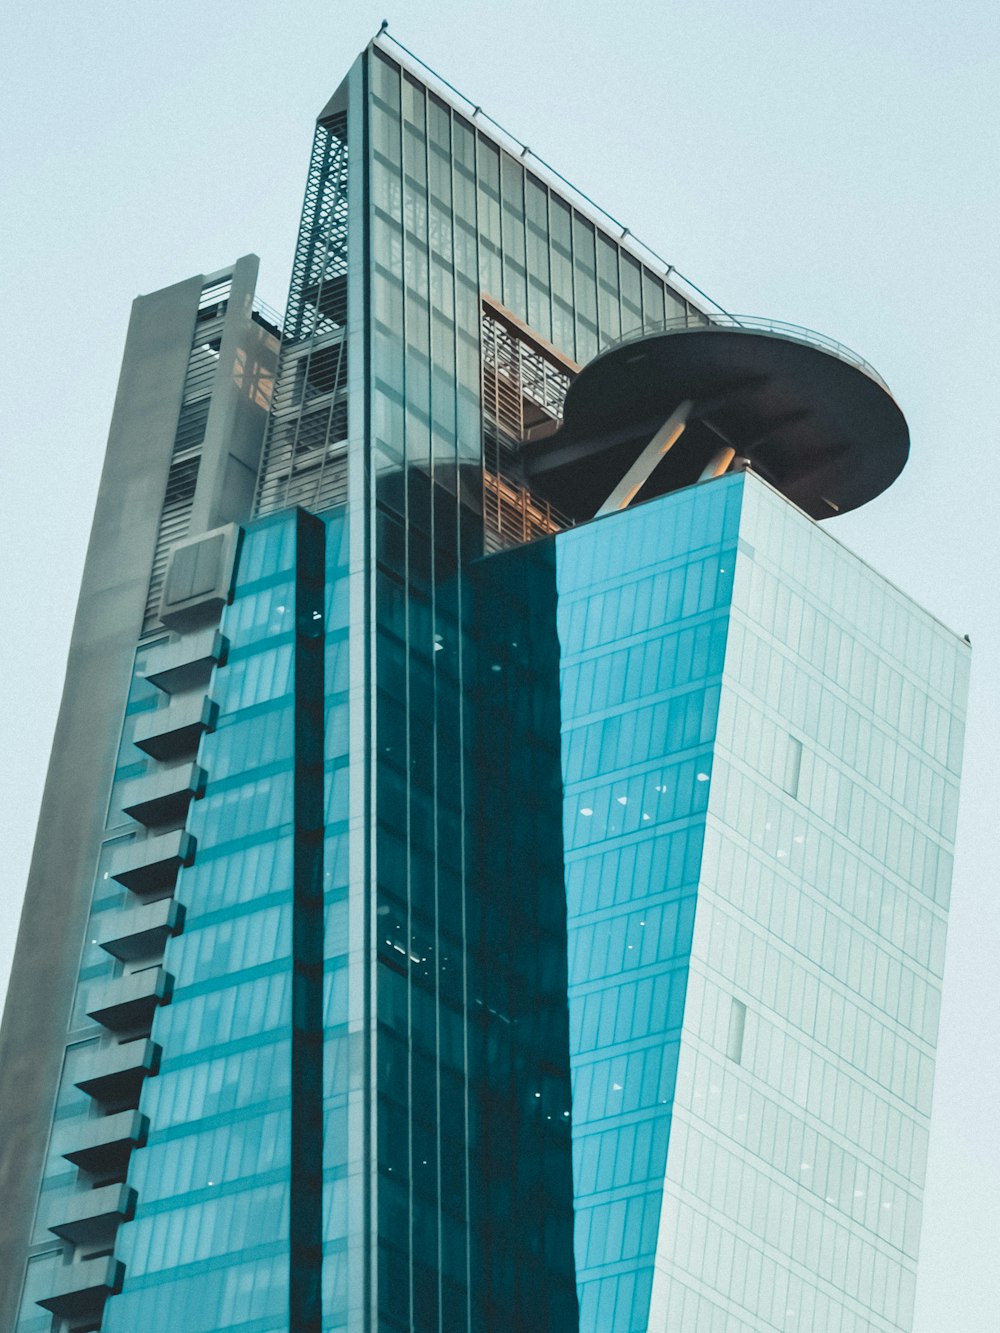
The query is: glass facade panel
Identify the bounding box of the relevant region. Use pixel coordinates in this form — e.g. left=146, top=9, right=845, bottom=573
left=643, top=477, right=968, bottom=1332
left=361, top=45, right=706, bottom=1332
left=556, top=475, right=743, bottom=1331
left=547, top=472, right=966, bottom=1330
left=103, top=512, right=324, bottom=1332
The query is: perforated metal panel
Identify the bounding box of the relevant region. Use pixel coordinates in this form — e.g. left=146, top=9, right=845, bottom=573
left=254, top=112, right=350, bottom=517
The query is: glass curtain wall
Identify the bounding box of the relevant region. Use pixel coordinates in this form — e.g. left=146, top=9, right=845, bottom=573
left=103, top=512, right=324, bottom=1331
left=554, top=475, right=743, bottom=1331
left=364, top=41, right=709, bottom=1333
left=464, top=539, right=580, bottom=1331
left=368, top=44, right=702, bottom=509
left=549, top=471, right=967, bottom=1331
left=648, top=478, right=969, bottom=1331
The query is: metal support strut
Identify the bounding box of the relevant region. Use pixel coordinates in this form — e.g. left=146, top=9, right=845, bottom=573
left=698, top=446, right=736, bottom=481
left=596, top=399, right=693, bottom=516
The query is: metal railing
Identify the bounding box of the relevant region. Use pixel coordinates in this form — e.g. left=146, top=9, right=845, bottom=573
left=252, top=296, right=284, bottom=335
left=482, top=470, right=571, bottom=552
left=611, top=314, right=891, bottom=393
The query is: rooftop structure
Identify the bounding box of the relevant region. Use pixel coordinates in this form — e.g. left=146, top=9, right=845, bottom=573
left=522, top=319, right=908, bottom=521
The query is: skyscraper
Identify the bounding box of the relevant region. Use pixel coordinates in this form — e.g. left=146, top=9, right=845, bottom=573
left=0, top=31, right=968, bottom=1333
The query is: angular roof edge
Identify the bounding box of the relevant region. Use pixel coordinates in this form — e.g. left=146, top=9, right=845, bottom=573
left=317, top=31, right=727, bottom=320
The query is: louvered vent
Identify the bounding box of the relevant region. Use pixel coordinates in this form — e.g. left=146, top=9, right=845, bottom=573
left=142, top=283, right=228, bottom=629
left=145, top=457, right=201, bottom=621
left=255, top=112, right=349, bottom=517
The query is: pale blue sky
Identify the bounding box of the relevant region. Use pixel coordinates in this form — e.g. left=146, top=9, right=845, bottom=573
left=1, top=3, right=997, bottom=1327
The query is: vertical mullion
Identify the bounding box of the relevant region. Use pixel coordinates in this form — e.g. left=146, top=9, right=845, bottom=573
left=290, top=510, right=326, bottom=1333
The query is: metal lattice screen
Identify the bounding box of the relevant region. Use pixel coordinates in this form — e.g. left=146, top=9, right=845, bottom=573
left=255, top=112, right=350, bottom=517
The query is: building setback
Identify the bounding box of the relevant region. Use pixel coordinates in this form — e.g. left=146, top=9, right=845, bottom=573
left=0, top=33, right=968, bottom=1333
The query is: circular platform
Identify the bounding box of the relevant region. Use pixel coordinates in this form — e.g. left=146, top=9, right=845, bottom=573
left=518, top=320, right=909, bottom=521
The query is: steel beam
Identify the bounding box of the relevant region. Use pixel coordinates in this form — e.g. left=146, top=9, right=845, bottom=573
left=595, top=399, right=693, bottom=516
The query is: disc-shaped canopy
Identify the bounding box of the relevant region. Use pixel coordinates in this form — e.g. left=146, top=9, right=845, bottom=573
left=519, top=323, right=909, bottom=521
